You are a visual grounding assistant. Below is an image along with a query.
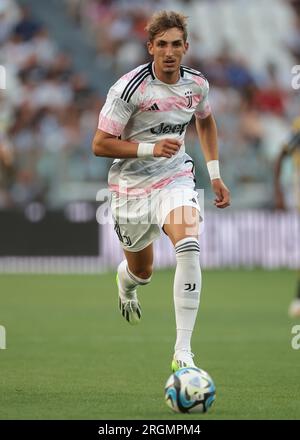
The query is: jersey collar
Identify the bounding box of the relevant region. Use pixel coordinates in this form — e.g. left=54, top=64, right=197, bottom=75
left=149, top=62, right=185, bottom=84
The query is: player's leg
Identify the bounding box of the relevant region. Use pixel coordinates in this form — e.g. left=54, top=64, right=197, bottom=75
left=163, top=205, right=201, bottom=371
left=111, top=190, right=159, bottom=325
left=117, top=244, right=153, bottom=325
left=123, top=245, right=154, bottom=280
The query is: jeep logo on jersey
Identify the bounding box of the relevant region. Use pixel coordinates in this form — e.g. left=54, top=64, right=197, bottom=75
left=185, top=90, right=193, bottom=108
left=150, top=122, right=189, bottom=135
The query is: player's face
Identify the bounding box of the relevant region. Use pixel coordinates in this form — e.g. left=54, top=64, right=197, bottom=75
left=147, top=28, right=188, bottom=82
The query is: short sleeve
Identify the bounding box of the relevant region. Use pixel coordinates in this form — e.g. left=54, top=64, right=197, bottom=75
left=98, top=85, right=134, bottom=136
left=194, top=79, right=211, bottom=120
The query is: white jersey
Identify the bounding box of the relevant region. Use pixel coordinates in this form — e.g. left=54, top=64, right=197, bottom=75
left=98, top=62, right=211, bottom=197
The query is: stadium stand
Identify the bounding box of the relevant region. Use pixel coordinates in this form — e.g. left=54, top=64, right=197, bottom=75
left=0, top=0, right=109, bottom=209
left=0, top=0, right=299, bottom=210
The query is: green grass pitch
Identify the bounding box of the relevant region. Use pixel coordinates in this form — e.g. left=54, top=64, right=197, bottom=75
left=0, top=270, right=299, bottom=420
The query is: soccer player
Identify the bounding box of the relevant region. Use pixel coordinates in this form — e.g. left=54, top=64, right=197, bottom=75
left=93, top=11, right=230, bottom=371
left=275, top=116, right=300, bottom=317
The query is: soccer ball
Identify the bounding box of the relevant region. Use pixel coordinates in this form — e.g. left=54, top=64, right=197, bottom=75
left=164, top=367, right=216, bottom=413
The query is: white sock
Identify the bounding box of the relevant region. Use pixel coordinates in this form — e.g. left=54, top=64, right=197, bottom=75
left=117, top=259, right=151, bottom=300
left=173, top=237, right=201, bottom=355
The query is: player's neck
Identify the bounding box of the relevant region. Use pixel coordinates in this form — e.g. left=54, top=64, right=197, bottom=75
left=153, top=63, right=180, bottom=84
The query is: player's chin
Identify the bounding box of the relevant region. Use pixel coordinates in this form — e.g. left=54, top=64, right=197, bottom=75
left=162, top=67, right=177, bottom=73
left=162, top=63, right=178, bottom=72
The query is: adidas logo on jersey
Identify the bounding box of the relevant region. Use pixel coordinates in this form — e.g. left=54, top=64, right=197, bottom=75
left=145, top=103, right=160, bottom=111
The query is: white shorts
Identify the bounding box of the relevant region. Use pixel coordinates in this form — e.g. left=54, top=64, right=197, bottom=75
left=110, top=178, right=201, bottom=252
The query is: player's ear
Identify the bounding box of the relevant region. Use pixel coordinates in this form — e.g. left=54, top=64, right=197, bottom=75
left=147, top=41, right=154, bottom=56
left=183, top=41, right=189, bottom=54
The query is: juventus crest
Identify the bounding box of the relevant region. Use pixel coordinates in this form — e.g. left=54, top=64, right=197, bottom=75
left=185, top=90, right=193, bottom=108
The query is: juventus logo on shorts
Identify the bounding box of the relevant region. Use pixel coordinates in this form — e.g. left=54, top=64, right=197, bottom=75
left=184, top=283, right=196, bottom=291
left=185, top=90, right=193, bottom=108
left=114, top=221, right=132, bottom=246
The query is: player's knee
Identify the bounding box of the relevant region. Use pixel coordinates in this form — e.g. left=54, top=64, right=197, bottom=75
left=133, top=265, right=153, bottom=281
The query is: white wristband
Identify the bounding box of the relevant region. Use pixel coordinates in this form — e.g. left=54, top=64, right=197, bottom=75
left=207, top=160, right=220, bottom=180
left=137, top=143, right=155, bottom=158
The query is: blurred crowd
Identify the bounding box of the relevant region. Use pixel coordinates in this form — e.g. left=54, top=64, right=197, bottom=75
left=0, top=0, right=107, bottom=209
left=1, top=0, right=300, bottom=209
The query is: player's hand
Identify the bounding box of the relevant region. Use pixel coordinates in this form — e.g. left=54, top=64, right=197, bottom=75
left=153, top=139, right=181, bottom=158
left=211, top=179, right=230, bottom=209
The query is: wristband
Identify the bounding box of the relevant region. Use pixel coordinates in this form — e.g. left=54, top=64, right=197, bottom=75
left=137, top=143, right=155, bottom=158
left=207, top=160, right=220, bottom=180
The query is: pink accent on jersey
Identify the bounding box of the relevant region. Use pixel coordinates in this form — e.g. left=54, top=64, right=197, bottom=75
left=123, top=66, right=145, bottom=81
left=98, top=114, right=124, bottom=136
left=193, top=76, right=207, bottom=87
left=195, top=103, right=211, bottom=119
left=140, top=95, right=202, bottom=112
left=139, top=79, right=148, bottom=95
left=109, top=170, right=194, bottom=196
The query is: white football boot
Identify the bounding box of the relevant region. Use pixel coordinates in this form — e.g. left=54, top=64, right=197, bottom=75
left=172, top=350, right=199, bottom=372
left=116, top=274, right=142, bottom=325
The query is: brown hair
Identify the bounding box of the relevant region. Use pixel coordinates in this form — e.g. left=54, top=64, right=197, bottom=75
left=145, top=10, right=188, bottom=42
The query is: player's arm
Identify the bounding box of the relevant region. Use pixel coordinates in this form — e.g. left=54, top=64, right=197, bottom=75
left=92, top=129, right=181, bottom=159
left=93, top=129, right=139, bottom=158
left=195, top=114, right=230, bottom=209
left=274, top=146, right=288, bottom=210
left=93, top=79, right=181, bottom=159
